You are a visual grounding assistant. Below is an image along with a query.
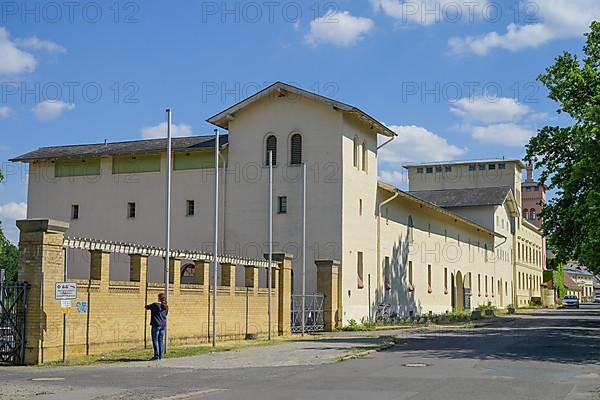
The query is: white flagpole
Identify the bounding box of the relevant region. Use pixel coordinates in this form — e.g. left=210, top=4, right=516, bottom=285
left=212, top=128, right=219, bottom=347
left=268, top=150, right=273, bottom=341
left=164, top=108, right=173, bottom=353
left=302, top=162, right=306, bottom=336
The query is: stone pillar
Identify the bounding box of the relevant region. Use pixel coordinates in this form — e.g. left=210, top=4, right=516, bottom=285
left=90, top=250, right=110, bottom=293
left=16, top=219, right=69, bottom=365
left=221, top=263, right=235, bottom=294
left=268, top=253, right=293, bottom=336
left=316, top=260, right=341, bottom=331
left=168, top=258, right=182, bottom=294
left=130, top=254, right=148, bottom=284
left=194, top=260, right=210, bottom=286
left=245, top=265, right=259, bottom=294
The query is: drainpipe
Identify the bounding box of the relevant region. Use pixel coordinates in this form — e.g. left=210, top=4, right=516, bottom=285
left=376, top=134, right=396, bottom=305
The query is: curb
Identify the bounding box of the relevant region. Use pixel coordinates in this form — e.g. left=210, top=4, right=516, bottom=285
left=338, top=337, right=396, bottom=362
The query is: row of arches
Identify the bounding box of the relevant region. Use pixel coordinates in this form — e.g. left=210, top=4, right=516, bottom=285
left=264, top=133, right=302, bottom=166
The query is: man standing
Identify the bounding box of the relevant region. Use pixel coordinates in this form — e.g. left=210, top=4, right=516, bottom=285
left=145, top=293, right=169, bottom=360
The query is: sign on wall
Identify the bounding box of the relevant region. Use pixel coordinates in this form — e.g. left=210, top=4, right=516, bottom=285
left=55, top=282, right=77, bottom=300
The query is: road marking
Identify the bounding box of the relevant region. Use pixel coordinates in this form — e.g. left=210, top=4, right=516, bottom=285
left=153, top=389, right=226, bottom=400
left=31, top=377, right=65, bottom=381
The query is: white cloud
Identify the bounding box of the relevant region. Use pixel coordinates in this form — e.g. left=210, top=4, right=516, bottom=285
left=305, top=10, right=374, bottom=46
left=450, top=97, right=531, bottom=123
left=470, top=123, right=536, bottom=147
left=449, top=0, right=600, bottom=55
left=0, top=27, right=37, bottom=75
left=0, top=106, right=11, bottom=118
left=370, top=0, right=489, bottom=25
left=32, top=100, right=75, bottom=121
left=141, top=122, right=193, bottom=139
left=0, top=202, right=27, bottom=221
left=379, top=170, right=408, bottom=187
left=379, top=125, right=466, bottom=165
left=15, top=36, right=67, bottom=54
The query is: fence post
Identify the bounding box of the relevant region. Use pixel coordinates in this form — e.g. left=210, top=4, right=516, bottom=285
left=269, top=253, right=293, bottom=336
left=316, top=259, right=341, bottom=331
left=16, top=219, right=69, bottom=365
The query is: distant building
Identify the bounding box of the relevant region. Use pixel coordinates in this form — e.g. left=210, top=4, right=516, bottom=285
left=565, top=263, right=595, bottom=302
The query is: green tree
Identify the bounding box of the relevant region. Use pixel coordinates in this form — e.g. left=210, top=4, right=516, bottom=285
left=526, top=22, right=600, bottom=274
left=0, top=169, right=20, bottom=281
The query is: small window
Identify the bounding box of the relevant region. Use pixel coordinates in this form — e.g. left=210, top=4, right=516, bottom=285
left=384, top=256, right=391, bottom=290
left=408, top=261, right=413, bottom=286
left=526, top=186, right=532, bottom=192
left=359, top=199, right=363, bottom=216
left=416, top=167, right=424, bottom=174
left=488, top=163, right=496, bottom=170
left=427, top=265, right=432, bottom=293
left=498, top=163, right=506, bottom=170
left=479, top=164, right=486, bottom=171
left=127, top=202, right=136, bottom=218
left=444, top=267, right=448, bottom=293
left=534, top=186, right=539, bottom=191
left=186, top=200, right=195, bottom=217
left=478, top=274, right=481, bottom=296
left=469, top=164, right=476, bottom=171
left=290, top=133, right=302, bottom=165
left=435, top=166, right=442, bottom=173
left=362, top=141, right=368, bottom=172
left=357, top=251, right=364, bottom=289
left=531, top=209, right=536, bottom=220
left=265, top=135, right=277, bottom=166
left=353, top=136, right=359, bottom=168
left=444, top=166, right=452, bottom=172
left=426, top=167, right=433, bottom=174
left=71, top=204, right=79, bottom=220
left=278, top=196, right=287, bottom=214
left=408, top=216, right=414, bottom=242
left=485, top=275, right=488, bottom=296
left=524, top=210, right=529, bottom=219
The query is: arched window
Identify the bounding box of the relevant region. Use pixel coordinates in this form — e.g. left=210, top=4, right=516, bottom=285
left=530, top=209, right=536, bottom=220
left=353, top=136, right=359, bottom=168
left=408, top=216, right=414, bottom=243
left=523, top=209, right=529, bottom=219
left=290, top=133, right=302, bottom=165
left=265, top=135, right=277, bottom=166
left=362, top=140, right=368, bottom=172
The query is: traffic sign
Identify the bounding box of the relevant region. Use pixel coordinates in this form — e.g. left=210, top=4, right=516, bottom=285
left=55, top=282, right=77, bottom=300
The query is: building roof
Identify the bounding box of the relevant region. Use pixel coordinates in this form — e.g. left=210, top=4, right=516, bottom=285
left=409, top=187, right=513, bottom=208
left=207, top=81, right=397, bottom=138
left=565, top=263, right=594, bottom=277
left=563, top=272, right=581, bottom=291
left=10, top=135, right=228, bottom=162
left=378, top=181, right=505, bottom=239
left=403, top=158, right=525, bottom=169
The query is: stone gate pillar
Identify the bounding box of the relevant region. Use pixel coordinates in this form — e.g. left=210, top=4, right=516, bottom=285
left=16, top=219, right=69, bottom=365
left=316, top=260, right=342, bottom=331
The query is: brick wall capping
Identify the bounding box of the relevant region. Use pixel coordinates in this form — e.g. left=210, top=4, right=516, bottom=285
left=16, top=218, right=70, bottom=234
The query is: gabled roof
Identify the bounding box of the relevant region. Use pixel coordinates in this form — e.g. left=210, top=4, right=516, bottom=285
left=207, top=81, right=396, bottom=138
left=11, top=135, right=228, bottom=162
left=378, top=181, right=505, bottom=239
left=409, top=187, right=516, bottom=210
left=563, top=273, right=581, bottom=291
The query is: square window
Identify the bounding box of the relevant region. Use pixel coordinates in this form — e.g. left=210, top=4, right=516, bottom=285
left=127, top=202, right=136, bottom=218
left=479, top=164, right=486, bottom=171
left=416, top=167, right=424, bottom=174
left=526, top=187, right=531, bottom=192
left=534, top=186, right=539, bottom=191
left=186, top=200, right=195, bottom=216
left=278, top=196, right=287, bottom=214
left=488, top=164, right=496, bottom=170
left=445, top=166, right=452, bottom=172
left=498, top=163, right=506, bottom=170
left=435, top=166, right=443, bottom=173
left=469, top=164, right=476, bottom=171
left=426, top=167, right=433, bottom=174
left=71, top=204, right=79, bottom=220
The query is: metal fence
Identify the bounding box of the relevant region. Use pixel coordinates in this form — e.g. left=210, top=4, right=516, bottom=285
left=0, top=280, right=29, bottom=365
left=291, top=294, right=324, bottom=333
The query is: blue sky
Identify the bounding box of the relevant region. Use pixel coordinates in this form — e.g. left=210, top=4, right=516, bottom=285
left=0, top=0, right=598, bottom=242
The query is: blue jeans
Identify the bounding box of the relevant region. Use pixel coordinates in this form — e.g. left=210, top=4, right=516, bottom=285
left=151, top=325, right=165, bottom=359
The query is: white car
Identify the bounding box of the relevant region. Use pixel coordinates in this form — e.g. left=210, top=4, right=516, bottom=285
left=594, top=294, right=600, bottom=304
left=563, top=295, right=580, bottom=308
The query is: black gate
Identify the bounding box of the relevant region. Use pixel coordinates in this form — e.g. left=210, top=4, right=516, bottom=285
left=0, top=281, right=29, bottom=365
left=291, top=294, right=324, bottom=333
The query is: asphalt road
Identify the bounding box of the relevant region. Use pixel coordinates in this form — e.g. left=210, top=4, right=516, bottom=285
left=2, top=305, right=599, bottom=400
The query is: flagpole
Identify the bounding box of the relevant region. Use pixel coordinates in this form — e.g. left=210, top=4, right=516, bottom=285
left=268, top=150, right=273, bottom=341
left=301, top=162, right=306, bottom=336
left=212, top=128, right=219, bottom=347
left=164, top=108, right=173, bottom=353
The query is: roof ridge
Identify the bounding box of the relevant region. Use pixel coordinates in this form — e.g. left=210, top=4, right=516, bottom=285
left=35, top=134, right=221, bottom=150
